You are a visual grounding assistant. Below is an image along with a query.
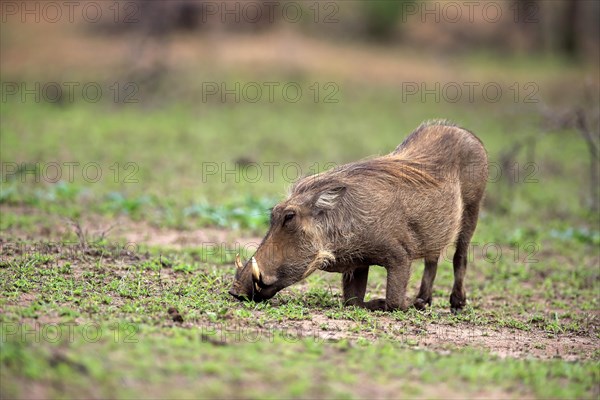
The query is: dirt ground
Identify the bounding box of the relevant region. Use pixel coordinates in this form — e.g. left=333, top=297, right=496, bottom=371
left=258, top=314, right=597, bottom=361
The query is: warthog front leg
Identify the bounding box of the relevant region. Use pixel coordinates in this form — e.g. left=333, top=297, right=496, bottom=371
left=363, top=256, right=411, bottom=312
left=342, top=266, right=369, bottom=307
left=341, top=265, right=403, bottom=312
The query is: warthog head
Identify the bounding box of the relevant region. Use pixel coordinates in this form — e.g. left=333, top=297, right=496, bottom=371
left=229, top=182, right=344, bottom=302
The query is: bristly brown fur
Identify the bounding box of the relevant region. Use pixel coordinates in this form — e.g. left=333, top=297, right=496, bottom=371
left=292, top=154, right=440, bottom=197
left=230, top=121, right=488, bottom=313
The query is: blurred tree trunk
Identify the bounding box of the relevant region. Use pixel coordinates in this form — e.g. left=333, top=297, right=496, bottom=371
left=575, top=110, right=599, bottom=214
left=513, top=0, right=541, bottom=51
left=561, top=0, right=580, bottom=58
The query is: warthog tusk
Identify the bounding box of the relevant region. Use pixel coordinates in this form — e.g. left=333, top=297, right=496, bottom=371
left=251, top=257, right=260, bottom=281
left=251, top=257, right=262, bottom=292
left=235, top=253, right=243, bottom=270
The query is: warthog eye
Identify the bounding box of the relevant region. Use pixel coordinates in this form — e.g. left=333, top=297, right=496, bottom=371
left=283, top=211, right=295, bottom=226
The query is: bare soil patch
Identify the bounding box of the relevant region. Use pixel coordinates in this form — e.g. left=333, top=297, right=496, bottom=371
left=1, top=205, right=262, bottom=250
left=202, top=314, right=598, bottom=361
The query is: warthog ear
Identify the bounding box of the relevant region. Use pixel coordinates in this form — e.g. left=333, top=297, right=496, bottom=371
left=314, top=186, right=346, bottom=209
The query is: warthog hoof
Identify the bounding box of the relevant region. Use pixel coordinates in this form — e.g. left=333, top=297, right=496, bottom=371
left=449, top=292, right=466, bottom=314
left=412, top=297, right=431, bottom=310
left=364, top=298, right=388, bottom=311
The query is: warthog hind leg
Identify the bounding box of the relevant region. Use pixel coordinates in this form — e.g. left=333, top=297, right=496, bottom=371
left=450, top=203, right=480, bottom=313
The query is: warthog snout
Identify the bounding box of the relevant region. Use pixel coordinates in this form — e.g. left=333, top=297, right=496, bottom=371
left=229, top=254, right=281, bottom=302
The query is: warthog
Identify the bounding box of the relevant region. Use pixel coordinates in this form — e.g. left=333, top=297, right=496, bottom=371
left=229, top=121, right=488, bottom=312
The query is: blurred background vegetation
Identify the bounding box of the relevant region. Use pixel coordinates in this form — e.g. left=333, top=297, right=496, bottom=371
left=1, top=0, right=598, bottom=232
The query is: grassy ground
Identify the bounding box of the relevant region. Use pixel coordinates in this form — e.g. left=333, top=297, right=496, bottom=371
left=1, top=20, right=599, bottom=399
left=0, top=211, right=598, bottom=398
